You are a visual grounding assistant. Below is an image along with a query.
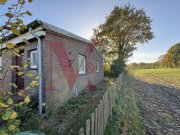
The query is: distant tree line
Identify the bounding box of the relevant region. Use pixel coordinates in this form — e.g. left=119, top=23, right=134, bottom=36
left=128, top=43, right=180, bottom=69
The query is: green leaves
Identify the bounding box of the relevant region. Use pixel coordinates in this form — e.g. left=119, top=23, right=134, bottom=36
left=26, top=72, right=33, bottom=77
left=30, top=80, right=39, bottom=87
left=0, top=130, right=8, bottom=135
left=11, top=27, right=20, bottom=35
left=8, top=125, right=17, bottom=131
left=28, top=0, right=33, bottom=3
left=22, top=39, right=29, bottom=45
left=0, top=0, right=34, bottom=134
left=7, top=98, right=13, bottom=105
left=26, top=10, right=32, bottom=16
left=17, top=71, right=23, bottom=76
left=20, top=25, right=27, bottom=30
left=93, top=3, right=154, bottom=70
left=24, top=96, right=30, bottom=104
left=6, top=43, right=16, bottom=49
left=2, top=111, right=11, bottom=120
left=5, top=12, right=13, bottom=18
left=16, top=18, right=23, bottom=24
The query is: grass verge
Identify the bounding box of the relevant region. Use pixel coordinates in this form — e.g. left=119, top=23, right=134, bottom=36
left=105, top=74, right=143, bottom=135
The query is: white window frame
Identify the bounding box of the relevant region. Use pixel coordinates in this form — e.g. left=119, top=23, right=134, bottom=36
left=30, top=50, right=38, bottom=69
left=78, top=54, right=86, bottom=75
left=96, top=61, right=100, bottom=72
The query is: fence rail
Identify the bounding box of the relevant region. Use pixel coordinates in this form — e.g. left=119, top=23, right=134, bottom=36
left=78, top=74, right=123, bottom=135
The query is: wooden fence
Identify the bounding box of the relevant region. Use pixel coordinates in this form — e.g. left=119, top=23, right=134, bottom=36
left=78, top=73, right=123, bottom=135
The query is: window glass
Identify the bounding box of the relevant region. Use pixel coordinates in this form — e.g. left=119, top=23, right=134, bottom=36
left=30, top=50, right=37, bottom=69
left=78, top=54, right=86, bottom=74
left=96, top=61, right=99, bottom=72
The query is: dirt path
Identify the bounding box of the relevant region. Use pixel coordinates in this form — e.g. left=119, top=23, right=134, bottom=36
left=129, top=76, right=180, bottom=135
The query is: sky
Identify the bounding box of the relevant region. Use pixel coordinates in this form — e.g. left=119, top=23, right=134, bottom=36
left=1, top=0, right=180, bottom=63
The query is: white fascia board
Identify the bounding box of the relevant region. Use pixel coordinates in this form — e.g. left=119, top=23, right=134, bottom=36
left=1, top=26, right=46, bottom=49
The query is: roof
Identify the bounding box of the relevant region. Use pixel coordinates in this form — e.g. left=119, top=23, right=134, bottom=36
left=39, top=20, right=91, bottom=44
left=24, top=19, right=90, bottom=44
left=3, top=19, right=91, bottom=44
left=2, top=19, right=103, bottom=58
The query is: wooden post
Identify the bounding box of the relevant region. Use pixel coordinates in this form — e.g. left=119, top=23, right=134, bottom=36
left=94, top=108, right=98, bottom=135
left=104, top=92, right=108, bottom=127
left=102, top=95, right=105, bottom=131
left=79, top=127, right=85, bottom=135
left=97, top=104, right=101, bottom=135
left=78, top=73, right=124, bottom=135
left=100, top=100, right=103, bottom=135
left=86, top=119, right=90, bottom=135
left=108, top=87, right=112, bottom=116
left=91, top=113, right=95, bottom=135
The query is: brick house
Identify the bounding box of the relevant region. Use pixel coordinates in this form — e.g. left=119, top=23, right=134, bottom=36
left=1, top=20, right=104, bottom=112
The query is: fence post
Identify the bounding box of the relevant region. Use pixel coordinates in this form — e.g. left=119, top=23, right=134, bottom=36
left=108, top=87, right=112, bottom=116
left=113, top=83, right=116, bottom=106
left=121, top=73, right=123, bottom=85
left=100, top=100, right=103, bottom=135
left=105, top=92, right=107, bottom=130
left=91, top=113, right=95, bottom=135
left=97, top=104, right=101, bottom=135
left=86, top=119, right=90, bottom=135
left=94, top=108, right=98, bottom=135
left=106, top=91, right=109, bottom=119
left=79, top=127, right=85, bottom=135
left=78, top=73, right=124, bottom=135
left=116, top=79, right=119, bottom=96
left=102, top=94, right=105, bottom=131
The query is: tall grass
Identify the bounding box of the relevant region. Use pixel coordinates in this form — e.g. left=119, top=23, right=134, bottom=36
left=105, top=77, right=143, bottom=135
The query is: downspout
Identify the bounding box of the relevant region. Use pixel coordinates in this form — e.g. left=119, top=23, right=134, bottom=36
left=29, top=27, right=43, bottom=115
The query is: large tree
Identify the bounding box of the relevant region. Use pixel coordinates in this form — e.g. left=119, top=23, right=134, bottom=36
left=160, top=43, right=180, bottom=68
left=92, top=3, right=154, bottom=72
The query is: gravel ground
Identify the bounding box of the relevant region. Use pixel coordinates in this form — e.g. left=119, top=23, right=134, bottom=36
left=131, top=76, right=180, bottom=135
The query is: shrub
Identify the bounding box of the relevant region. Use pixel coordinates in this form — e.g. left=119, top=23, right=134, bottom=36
left=110, top=59, right=125, bottom=77
left=15, top=95, right=39, bottom=123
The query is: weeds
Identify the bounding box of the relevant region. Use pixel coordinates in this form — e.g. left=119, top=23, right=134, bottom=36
left=21, top=80, right=109, bottom=135
left=105, top=75, right=143, bottom=135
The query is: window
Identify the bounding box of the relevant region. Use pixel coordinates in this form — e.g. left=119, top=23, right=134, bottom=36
left=96, top=61, right=99, bottom=72
left=78, top=54, right=86, bottom=74
left=30, top=50, right=38, bottom=69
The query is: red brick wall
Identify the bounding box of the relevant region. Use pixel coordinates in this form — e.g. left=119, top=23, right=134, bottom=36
left=43, top=31, right=104, bottom=111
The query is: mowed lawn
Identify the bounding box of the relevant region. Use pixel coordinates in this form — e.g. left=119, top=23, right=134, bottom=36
left=130, top=68, right=180, bottom=88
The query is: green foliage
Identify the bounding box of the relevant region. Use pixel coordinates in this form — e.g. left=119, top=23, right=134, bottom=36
left=93, top=3, right=154, bottom=72
left=15, top=96, right=39, bottom=122
left=160, top=43, right=180, bottom=68
left=0, top=92, right=30, bottom=134
left=110, top=59, right=125, bottom=77
left=0, top=1, right=38, bottom=134
left=105, top=77, right=143, bottom=135
left=21, top=81, right=109, bottom=135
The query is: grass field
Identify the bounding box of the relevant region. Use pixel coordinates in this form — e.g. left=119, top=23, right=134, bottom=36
left=130, top=68, right=180, bottom=88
